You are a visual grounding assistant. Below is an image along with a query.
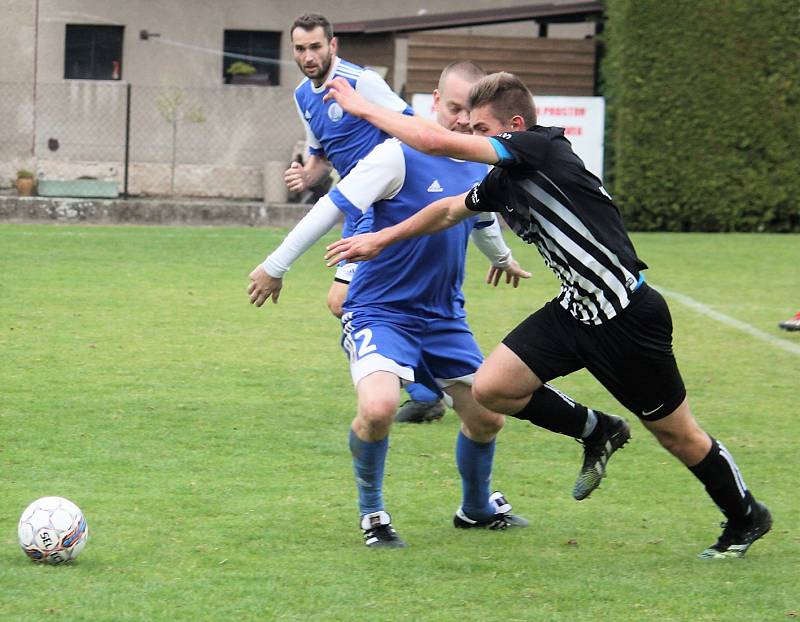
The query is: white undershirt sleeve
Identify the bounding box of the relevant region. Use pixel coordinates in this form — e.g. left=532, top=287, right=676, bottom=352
left=355, top=70, right=409, bottom=112
left=470, top=216, right=514, bottom=268
left=332, top=139, right=406, bottom=211
left=261, top=141, right=406, bottom=278
left=261, top=195, right=342, bottom=278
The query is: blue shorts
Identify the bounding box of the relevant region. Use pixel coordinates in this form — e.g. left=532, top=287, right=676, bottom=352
left=340, top=311, right=484, bottom=391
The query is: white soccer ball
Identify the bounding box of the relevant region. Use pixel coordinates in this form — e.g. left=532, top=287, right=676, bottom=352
left=17, top=496, right=89, bottom=564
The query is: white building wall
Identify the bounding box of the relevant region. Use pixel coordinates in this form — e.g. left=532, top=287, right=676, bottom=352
left=1, top=0, right=594, bottom=197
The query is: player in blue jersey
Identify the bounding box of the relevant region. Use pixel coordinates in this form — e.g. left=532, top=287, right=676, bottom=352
left=248, top=66, right=533, bottom=548
left=284, top=13, right=443, bottom=420
left=324, top=72, right=772, bottom=558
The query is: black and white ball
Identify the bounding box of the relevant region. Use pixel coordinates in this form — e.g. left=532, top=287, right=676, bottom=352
left=18, top=496, right=88, bottom=564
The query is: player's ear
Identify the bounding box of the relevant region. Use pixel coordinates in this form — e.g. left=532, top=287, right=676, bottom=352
left=330, top=36, right=338, bottom=54
left=432, top=89, right=441, bottom=112
left=510, top=115, right=526, bottom=131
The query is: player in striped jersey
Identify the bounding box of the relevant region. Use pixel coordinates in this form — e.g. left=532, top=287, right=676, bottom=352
left=324, top=71, right=772, bottom=559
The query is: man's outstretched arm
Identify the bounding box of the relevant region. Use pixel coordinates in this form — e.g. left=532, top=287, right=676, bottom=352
left=470, top=218, right=532, bottom=288
left=325, top=192, right=472, bottom=264
left=248, top=195, right=341, bottom=307
left=324, top=77, right=499, bottom=165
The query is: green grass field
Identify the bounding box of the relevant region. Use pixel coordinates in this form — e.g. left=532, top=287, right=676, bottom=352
left=1, top=224, right=797, bottom=621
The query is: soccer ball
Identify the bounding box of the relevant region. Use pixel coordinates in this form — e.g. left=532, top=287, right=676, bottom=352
left=17, top=496, right=88, bottom=564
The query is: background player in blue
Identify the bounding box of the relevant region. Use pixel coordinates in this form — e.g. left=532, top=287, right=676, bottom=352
left=247, top=97, right=533, bottom=548
left=283, top=13, right=443, bottom=419
left=324, top=72, right=772, bottom=559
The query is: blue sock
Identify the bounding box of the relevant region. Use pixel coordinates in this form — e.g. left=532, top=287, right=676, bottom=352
left=406, top=382, right=439, bottom=402
left=349, top=429, right=388, bottom=515
left=456, top=431, right=496, bottom=520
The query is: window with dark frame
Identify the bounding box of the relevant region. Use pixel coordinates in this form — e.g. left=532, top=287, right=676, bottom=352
left=223, top=30, right=281, bottom=86
left=64, top=24, right=124, bottom=80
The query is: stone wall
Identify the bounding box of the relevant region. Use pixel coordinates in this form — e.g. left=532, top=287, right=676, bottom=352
left=0, top=195, right=316, bottom=228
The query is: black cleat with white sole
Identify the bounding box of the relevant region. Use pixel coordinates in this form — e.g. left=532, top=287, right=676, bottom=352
left=573, top=413, right=631, bottom=501
left=361, top=510, right=407, bottom=548
left=699, top=501, right=772, bottom=559
left=453, top=491, right=530, bottom=530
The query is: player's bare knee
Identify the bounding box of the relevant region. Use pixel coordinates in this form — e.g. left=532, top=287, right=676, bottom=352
left=651, top=427, right=682, bottom=455
left=478, top=411, right=505, bottom=437
left=327, top=297, right=344, bottom=318
left=644, top=403, right=710, bottom=462
left=358, top=395, right=398, bottom=425
left=461, top=407, right=505, bottom=437
left=326, top=282, right=347, bottom=318
left=649, top=426, right=702, bottom=462
left=471, top=378, right=502, bottom=412
left=461, top=414, right=504, bottom=443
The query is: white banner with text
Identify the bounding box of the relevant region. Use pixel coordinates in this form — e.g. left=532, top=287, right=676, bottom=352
left=411, top=94, right=606, bottom=179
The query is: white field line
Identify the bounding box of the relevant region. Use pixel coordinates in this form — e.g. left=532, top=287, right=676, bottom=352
left=652, top=284, right=800, bottom=357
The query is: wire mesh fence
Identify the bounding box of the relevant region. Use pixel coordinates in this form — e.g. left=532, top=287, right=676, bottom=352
left=0, top=81, right=306, bottom=200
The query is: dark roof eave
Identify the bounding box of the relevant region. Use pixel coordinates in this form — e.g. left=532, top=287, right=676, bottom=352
left=334, top=2, right=604, bottom=35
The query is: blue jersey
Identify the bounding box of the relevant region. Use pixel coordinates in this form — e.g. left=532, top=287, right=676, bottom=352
left=294, top=57, right=410, bottom=243
left=293, top=57, right=412, bottom=178
left=329, top=140, right=490, bottom=320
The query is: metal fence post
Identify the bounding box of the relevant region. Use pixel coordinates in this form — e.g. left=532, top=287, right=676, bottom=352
left=123, top=82, right=131, bottom=198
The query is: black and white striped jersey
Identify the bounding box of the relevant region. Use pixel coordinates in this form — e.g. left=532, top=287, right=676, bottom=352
left=465, top=126, right=647, bottom=325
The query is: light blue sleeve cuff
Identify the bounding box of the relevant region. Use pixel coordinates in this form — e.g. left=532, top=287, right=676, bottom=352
left=488, top=137, right=514, bottom=163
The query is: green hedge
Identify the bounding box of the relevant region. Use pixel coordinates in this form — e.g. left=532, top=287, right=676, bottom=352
left=602, top=0, right=800, bottom=231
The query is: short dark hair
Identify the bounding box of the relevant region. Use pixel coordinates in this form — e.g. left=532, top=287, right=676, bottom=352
left=468, top=72, right=537, bottom=127
left=291, top=14, right=333, bottom=41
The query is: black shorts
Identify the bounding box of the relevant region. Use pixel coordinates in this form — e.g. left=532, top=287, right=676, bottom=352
left=502, top=283, right=686, bottom=421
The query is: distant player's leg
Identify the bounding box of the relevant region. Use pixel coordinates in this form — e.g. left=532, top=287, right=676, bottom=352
left=778, top=310, right=800, bottom=331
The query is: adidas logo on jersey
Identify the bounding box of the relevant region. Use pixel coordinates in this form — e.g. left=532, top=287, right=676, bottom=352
left=304, top=109, right=312, bottom=120
left=427, top=179, right=444, bottom=193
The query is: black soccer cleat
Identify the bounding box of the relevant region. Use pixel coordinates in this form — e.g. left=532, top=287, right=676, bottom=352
left=573, top=414, right=631, bottom=501
left=699, top=501, right=772, bottom=559
left=394, top=399, right=446, bottom=423
left=360, top=510, right=407, bottom=548
left=453, top=491, right=530, bottom=530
